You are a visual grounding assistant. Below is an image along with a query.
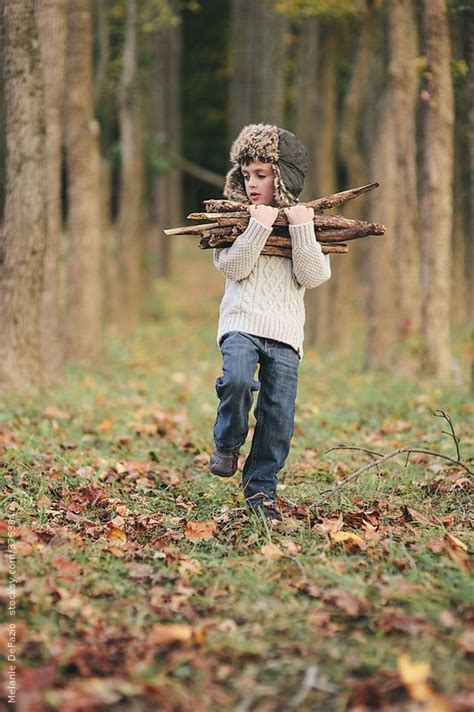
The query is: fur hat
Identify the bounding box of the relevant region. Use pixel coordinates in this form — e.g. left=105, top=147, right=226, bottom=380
left=223, top=123, right=309, bottom=207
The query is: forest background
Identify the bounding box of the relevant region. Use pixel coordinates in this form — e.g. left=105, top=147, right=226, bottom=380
left=1, top=2, right=474, bottom=710
left=0, top=0, right=473, bottom=394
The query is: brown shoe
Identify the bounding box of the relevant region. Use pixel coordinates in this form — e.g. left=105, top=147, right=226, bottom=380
left=209, top=448, right=240, bottom=478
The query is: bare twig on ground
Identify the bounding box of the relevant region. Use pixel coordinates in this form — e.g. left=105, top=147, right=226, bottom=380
left=432, top=408, right=461, bottom=461
left=313, top=411, right=472, bottom=506
left=314, top=446, right=473, bottom=505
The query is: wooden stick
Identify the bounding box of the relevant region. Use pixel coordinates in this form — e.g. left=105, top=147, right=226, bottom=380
left=201, top=223, right=384, bottom=243
left=203, top=182, right=379, bottom=214
left=163, top=222, right=221, bottom=236
left=187, top=211, right=382, bottom=232
left=199, top=236, right=348, bottom=255
left=185, top=212, right=385, bottom=239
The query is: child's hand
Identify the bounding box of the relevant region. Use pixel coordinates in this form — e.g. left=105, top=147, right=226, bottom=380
left=248, top=204, right=279, bottom=228
left=284, top=205, right=314, bottom=225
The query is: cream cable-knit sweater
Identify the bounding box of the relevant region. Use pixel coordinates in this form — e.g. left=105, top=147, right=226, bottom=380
left=213, top=216, right=331, bottom=360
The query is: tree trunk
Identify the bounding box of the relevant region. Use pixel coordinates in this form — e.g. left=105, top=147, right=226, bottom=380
left=117, top=0, right=146, bottom=331
left=150, top=0, right=182, bottom=279
left=293, top=16, right=319, bottom=349
left=336, top=15, right=372, bottom=358
left=388, top=0, right=422, bottom=376
left=364, top=90, right=398, bottom=369
left=0, top=0, right=48, bottom=394
left=448, top=6, right=469, bottom=388
left=64, top=0, right=104, bottom=363
left=419, top=0, right=454, bottom=382
left=469, top=12, right=474, bottom=393
left=304, top=25, right=337, bottom=353
left=36, top=0, right=67, bottom=384
left=229, top=0, right=289, bottom=141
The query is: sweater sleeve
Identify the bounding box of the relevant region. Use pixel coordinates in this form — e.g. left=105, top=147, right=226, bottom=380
left=289, top=220, right=332, bottom=289
left=212, top=216, right=273, bottom=281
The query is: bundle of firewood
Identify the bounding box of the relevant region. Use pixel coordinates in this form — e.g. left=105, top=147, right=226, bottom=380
left=163, top=182, right=385, bottom=259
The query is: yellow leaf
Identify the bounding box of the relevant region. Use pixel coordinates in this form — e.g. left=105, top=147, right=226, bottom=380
left=329, top=531, right=365, bottom=547
left=107, top=524, right=127, bottom=545
left=444, top=533, right=468, bottom=552
left=97, top=419, right=112, bottom=432
left=397, top=653, right=432, bottom=702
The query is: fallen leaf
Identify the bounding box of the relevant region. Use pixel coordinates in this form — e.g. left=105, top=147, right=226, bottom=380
left=127, top=563, right=153, bottom=579
left=107, top=524, right=127, bottom=545
left=458, top=628, right=474, bottom=655
left=312, top=515, right=344, bottom=537
left=397, top=653, right=434, bottom=704
left=97, top=419, right=112, bottom=432
left=261, top=542, right=285, bottom=560
left=44, top=405, right=70, bottom=420
left=184, top=520, right=217, bottom=541
left=329, top=531, right=365, bottom=551
left=323, top=588, right=366, bottom=617
left=151, top=623, right=193, bottom=645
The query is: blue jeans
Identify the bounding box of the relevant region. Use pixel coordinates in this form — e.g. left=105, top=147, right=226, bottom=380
left=213, top=330, right=300, bottom=507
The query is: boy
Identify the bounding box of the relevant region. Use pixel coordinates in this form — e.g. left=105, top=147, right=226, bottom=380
left=209, top=123, right=332, bottom=522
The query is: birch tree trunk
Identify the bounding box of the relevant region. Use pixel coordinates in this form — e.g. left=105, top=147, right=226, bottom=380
left=0, top=0, right=48, bottom=393
left=64, top=0, right=104, bottom=363
left=36, top=0, right=67, bottom=383
left=419, top=0, right=454, bottom=382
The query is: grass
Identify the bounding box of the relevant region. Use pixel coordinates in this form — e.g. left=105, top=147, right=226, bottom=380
left=0, top=240, right=473, bottom=711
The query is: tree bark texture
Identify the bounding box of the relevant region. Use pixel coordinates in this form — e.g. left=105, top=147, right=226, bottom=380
left=388, top=0, right=422, bottom=371
left=365, top=90, right=398, bottom=370
left=0, top=0, right=48, bottom=393
left=304, top=25, right=338, bottom=353
left=419, top=0, right=454, bottom=381
left=118, top=0, right=146, bottom=331
left=64, top=0, right=104, bottom=363
left=150, top=0, right=182, bottom=278
left=36, top=0, right=67, bottom=383
left=229, top=0, right=289, bottom=142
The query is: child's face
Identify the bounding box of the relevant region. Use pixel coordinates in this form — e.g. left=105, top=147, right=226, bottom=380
left=240, top=159, right=276, bottom=206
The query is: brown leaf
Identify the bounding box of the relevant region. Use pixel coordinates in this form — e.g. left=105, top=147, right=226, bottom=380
left=402, top=505, right=436, bottom=526
left=106, top=524, right=127, bottom=545
left=127, top=563, right=153, bottom=579
left=323, top=588, right=366, bottom=617
left=261, top=542, right=285, bottom=560
left=458, top=628, right=474, bottom=655
left=150, top=622, right=207, bottom=647
left=312, top=515, right=344, bottom=537
left=184, top=520, right=217, bottom=541
left=44, top=405, right=70, bottom=420
left=52, top=556, right=83, bottom=581
left=378, top=607, right=431, bottom=636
